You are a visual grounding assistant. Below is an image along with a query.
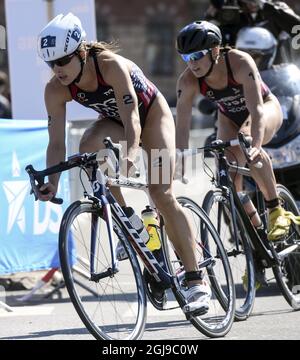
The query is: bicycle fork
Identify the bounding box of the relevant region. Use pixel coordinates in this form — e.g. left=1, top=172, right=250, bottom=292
left=89, top=195, right=119, bottom=282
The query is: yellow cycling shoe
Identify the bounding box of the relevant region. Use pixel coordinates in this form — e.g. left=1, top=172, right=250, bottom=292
left=267, top=207, right=292, bottom=241
left=242, top=270, right=261, bottom=291
left=242, top=267, right=268, bottom=292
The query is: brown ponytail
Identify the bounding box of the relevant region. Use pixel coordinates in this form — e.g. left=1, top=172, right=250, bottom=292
left=78, top=40, right=120, bottom=55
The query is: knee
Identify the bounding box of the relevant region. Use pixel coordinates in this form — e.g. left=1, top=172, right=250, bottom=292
left=149, top=185, right=176, bottom=211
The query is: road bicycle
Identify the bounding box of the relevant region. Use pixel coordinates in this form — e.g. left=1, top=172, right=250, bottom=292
left=25, top=137, right=235, bottom=340
left=197, top=132, right=300, bottom=320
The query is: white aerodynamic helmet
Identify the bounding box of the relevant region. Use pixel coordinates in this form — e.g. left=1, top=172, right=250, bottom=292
left=236, top=26, right=278, bottom=70
left=37, top=13, right=86, bottom=61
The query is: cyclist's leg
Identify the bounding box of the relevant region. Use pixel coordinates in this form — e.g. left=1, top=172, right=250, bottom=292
left=247, top=94, right=282, bottom=202
left=217, top=95, right=282, bottom=201
left=245, top=95, right=295, bottom=239
left=217, top=111, right=246, bottom=191
left=79, top=117, right=126, bottom=206
left=142, top=95, right=209, bottom=296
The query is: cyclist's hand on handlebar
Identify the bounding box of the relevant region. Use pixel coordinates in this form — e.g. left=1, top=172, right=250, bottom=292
left=248, top=146, right=263, bottom=166
left=37, top=182, right=57, bottom=202
left=121, top=158, right=140, bottom=178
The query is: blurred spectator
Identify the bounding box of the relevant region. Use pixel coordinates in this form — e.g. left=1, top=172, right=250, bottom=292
left=205, top=0, right=300, bottom=65
left=235, top=26, right=278, bottom=70
left=0, top=71, right=11, bottom=118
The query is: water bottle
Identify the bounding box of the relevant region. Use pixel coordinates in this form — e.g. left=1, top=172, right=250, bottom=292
left=238, top=192, right=262, bottom=228
left=141, top=206, right=166, bottom=269
left=141, top=206, right=161, bottom=251
left=122, top=206, right=150, bottom=244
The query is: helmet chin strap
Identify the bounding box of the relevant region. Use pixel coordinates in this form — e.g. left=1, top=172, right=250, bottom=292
left=72, top=51, right=86, bottom=84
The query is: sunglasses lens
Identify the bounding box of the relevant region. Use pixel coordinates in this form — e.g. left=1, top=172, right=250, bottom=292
left=191, top=50, right=208, bottom=61
left=181, top=50, right=208, bottom=62
left=181, top=54, right=190, bottom=62
left=45, top=53, right=74, bottom=68
left=56, top=56, right=73, bottom=66
left=45, top=61, right=55, bottom=69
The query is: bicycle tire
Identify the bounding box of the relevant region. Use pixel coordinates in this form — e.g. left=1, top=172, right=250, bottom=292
left=272, top=184, right=300, bottom=310
left=162, top=196, right=235, bottom=338
left=203, top=190, right=256, bottom=320
left=59, top=200, right=147, bottom=340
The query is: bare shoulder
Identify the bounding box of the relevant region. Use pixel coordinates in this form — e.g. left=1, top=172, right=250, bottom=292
left=227, top=49, right=254, bottom=68
left=96, top=51, right=130, bottom=80
left=227, top=49, right=257, bottom=80
left=45, top=77, right=72, bottom=104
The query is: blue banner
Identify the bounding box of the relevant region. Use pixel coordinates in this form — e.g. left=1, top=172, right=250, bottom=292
left=0, top=119, right=70, bottom=274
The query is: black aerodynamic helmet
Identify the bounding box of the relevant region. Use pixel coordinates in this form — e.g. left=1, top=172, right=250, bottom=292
left=176, top=21, right=222, bottom=54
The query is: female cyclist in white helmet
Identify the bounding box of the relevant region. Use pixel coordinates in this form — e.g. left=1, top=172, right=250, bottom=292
left=36, top=13, right=211, bottom=314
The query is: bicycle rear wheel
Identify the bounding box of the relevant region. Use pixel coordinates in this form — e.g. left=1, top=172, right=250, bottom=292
left=59, top=200, right=147, bottom=340
left=203, top=190, right=256, bottom=320
left=272, top=184, right=300, bottom=310
left=162, top=196, right=235, bottom=338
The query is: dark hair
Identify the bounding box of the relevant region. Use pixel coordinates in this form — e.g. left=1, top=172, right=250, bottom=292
left=78, top=40, right=120, bottom=55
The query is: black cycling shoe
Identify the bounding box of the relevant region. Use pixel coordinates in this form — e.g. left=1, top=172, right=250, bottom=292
left=255, top=267, right=269, bottom=288
left=143, top=268, right=167, bottom=310
left=253, top=253, right=269, bottom=288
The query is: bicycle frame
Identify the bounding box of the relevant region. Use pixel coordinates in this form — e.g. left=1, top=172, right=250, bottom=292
left=79, top=161, right=178, bottom=288
left=214, top=148, right=278, bottom=268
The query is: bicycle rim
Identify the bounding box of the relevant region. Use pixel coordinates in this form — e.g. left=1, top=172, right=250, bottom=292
left=59, top=200, right=147, bottom=340
left=203, top=190, right=256, bottom=320
left=272, top=185, right=300, bottom=310
left=163, top=196, right=235, bottom=338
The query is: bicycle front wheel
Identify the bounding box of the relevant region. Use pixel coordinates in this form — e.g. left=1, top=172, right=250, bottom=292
left=203, top=190, right=256, bottom=320
left=59, top=200, right=147, bottom=340
left=272, top=184, right=300, bottom=310
left=163, top=196, right=235, bottom=338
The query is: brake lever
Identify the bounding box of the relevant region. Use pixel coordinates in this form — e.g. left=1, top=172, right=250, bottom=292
left=103, top=137, right=120, bottom=161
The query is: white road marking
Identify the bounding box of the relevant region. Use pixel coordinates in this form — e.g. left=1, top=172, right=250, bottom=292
left=0, top=306, right=54, bottom=317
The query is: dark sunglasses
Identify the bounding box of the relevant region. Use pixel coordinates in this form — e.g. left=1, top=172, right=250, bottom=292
left=45, top=53, right=76, bottom=69
left=181, top=49, right=209, bottom=62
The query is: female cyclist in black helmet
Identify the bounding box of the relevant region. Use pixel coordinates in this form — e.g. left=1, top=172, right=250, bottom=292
left=175, top=20, right=291, bottom=241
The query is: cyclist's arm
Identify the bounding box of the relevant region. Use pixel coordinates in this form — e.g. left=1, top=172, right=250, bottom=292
left=233, top=51, right=265, bottom=150
left=176, top=69, right=198, bottom=151
left=43, top=80, right=69, bottom=196
left=101, top=55, right=140, bottom=163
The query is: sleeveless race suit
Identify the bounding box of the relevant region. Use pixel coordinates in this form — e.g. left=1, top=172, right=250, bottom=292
left=68, top=49, right=158, bottom=129
left=198, top=50, right=271, bottom=127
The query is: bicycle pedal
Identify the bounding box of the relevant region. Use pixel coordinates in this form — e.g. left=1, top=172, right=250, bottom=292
left=183, top=304, right=209, bottom=318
